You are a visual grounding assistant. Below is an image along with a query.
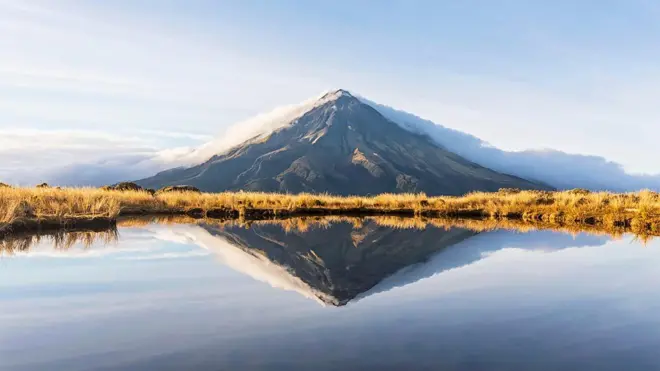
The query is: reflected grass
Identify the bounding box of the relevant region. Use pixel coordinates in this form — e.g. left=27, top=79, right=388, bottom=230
left=3, top=212, right=656, bottom=255
left=117, top=214, right=655, bottom=241
left=0, top=228, right=118, bottom=255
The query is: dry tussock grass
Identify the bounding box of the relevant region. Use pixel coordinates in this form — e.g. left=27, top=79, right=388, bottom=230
left=0, top=187, right=127, bottom=224
left=2, top=187, right=660, bottom=236
left=149, top=188, right=658, bottom=219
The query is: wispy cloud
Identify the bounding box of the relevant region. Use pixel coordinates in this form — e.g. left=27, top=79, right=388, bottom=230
left=363, top=96, right=660, bottom=191
left=0, top=0, right=325, bottom=134
left=0, top=128, right=201, bottom=185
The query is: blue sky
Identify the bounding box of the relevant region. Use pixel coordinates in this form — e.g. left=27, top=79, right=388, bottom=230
left=2, top=0, right=660, bottom=178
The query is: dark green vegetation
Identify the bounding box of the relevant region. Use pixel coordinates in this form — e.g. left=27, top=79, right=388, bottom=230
left=101, top=182, right=201, bottom=195
left=156, top=185, right=201, bottom=194
left=136, top=90, right=549, bottom=195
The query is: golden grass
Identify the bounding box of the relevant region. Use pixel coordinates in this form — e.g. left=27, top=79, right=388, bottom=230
left=0, top=187, right=124, bottom=224
left=2, top=187, right=660, bottom=237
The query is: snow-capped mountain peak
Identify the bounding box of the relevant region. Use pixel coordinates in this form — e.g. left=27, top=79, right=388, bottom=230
left=168, top=89, right=358, bottom=168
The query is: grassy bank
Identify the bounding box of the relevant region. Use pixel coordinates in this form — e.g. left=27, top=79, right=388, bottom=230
left=1, top=186, right=660, bottom=237
left=4, top=211, right=657, bottom=256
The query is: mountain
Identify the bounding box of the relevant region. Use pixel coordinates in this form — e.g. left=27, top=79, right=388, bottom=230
left=199, top=220, right=476, bottom=306
left=136, top=90, right=549, bottom=195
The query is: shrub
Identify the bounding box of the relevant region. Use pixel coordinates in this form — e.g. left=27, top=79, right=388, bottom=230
left=498, top=188, right=521, bottom=194
left=111, top=182, right=144, bottom=192
left=156, top=185, right=201, bottom=194
left=567, top=188, right=591, bottom=195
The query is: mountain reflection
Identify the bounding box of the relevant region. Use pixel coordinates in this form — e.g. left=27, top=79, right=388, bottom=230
left=197, top=221, right=476, bottom=306
left=0, top=217, right=612, bottom=307
left=189, top=221, right=609, bottom=306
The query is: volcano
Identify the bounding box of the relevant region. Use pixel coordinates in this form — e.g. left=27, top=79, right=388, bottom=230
left=136, top=90, right=548, bottom=195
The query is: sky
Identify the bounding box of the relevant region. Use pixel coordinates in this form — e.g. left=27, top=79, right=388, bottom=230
left=2, top=0, right=660, bottom=180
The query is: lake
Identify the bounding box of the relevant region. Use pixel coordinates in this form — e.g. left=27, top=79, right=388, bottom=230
left=1, top=219, right=660, bottom=371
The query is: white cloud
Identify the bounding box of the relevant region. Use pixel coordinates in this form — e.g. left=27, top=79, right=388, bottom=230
left=0, top=128, right=201, bottom=186
left=358, top=72, right=660, bottom=175
left=0, top=0, right=326, bottom=135
left=362, top=96, right=660, bottom=191
left=0, top=91, right=336, bottom=186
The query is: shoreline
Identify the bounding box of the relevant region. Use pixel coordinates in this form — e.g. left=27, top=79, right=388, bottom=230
left=1, top=187, right=659, bottom=238
left=4, top=210, right=656, bottom=256
left=0, top=217, right=116, bottom=240
left=0, top=207, right=656, bottom=240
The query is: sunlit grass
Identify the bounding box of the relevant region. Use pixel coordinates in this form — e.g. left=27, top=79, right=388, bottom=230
left=1, top=186, right=660, bottom=237
left=0, top=187, right=125, bottom=224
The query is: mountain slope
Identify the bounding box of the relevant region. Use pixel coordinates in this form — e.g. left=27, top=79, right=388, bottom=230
left=136, top=90, right=549, bottom=195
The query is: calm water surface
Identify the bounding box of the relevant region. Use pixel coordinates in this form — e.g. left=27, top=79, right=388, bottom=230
left=1, top=221, right=660, bottom=371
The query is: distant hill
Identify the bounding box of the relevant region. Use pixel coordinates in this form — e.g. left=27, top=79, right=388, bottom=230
left=136, top=90, right=549, bottom=195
